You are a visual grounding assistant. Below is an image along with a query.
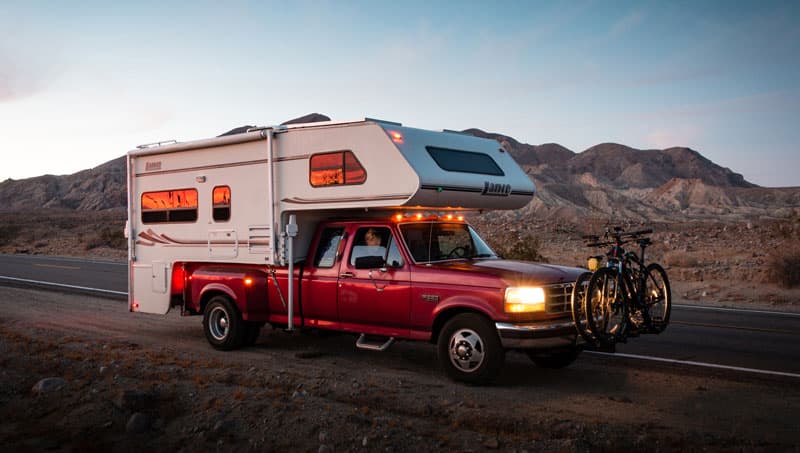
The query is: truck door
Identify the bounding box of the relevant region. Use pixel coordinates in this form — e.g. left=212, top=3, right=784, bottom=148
left=337, top=226, right=411, bottom=335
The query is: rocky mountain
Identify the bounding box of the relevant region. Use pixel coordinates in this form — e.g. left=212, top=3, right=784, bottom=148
left=1, top=114, right=798, bottom=221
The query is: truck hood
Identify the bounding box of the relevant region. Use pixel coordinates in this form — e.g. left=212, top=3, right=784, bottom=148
left=422, top=259, right=585, bottom=287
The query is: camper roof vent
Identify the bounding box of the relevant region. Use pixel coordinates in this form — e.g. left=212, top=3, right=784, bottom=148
left=136, top=140, right=178, bottom=149
left=365, top=117, right=402, bottom=126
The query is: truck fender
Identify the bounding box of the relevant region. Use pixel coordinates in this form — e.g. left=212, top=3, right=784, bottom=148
left=198, top=283, right=239, bottom=312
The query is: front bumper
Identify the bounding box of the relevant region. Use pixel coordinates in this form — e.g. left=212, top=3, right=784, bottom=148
left=495, top=319, right=579, bottom=349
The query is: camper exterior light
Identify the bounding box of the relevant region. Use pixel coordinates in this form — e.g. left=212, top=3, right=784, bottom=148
left=388, top=130, right=403, bottom=143
left=504, top=287, right=546, bottom=313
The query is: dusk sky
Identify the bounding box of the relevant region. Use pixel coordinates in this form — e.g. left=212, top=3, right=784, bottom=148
left=1, top=1, right=798, bottom=187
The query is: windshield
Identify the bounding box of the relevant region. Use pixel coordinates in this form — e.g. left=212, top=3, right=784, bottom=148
left=398, top=222, right=497, bottom=263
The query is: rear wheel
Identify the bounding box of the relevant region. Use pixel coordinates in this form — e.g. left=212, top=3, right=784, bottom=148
left=643, top=263, right=671, bottom=333
left=203, top=295, right=245, bottom=350
left=527, top=346, right=581, bottom=369
left=438, top=313, right=504, bottom=385
left=585, top=267, right=627, bottom=345
left=571, top=272, right=595, bottom=345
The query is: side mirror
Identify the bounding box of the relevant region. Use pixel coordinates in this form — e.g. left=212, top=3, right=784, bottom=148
left=354, top=255, right=386, bottom=269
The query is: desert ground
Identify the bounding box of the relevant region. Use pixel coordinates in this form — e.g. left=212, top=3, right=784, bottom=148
left=1, top=209, right=799, bottom=451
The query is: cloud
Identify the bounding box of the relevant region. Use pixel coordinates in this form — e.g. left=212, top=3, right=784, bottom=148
left=0, top=49, right=47, bottom=102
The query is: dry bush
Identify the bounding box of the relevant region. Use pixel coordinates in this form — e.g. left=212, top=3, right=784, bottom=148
left=84, top=226, right=126, bottom=250
left=487, top=232, right=547, bottom=262
left=662, top=251, right=700, bottom=268
left=768, top=248, right=800, bottom=288
left=0, top=224, right=21, bottom=246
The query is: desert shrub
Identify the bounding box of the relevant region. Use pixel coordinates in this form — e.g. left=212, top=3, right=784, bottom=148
left=488, top=233, right=547, bottom=262
left=0, top=224, right=21, bottom=246
left=662, top=251, right=700, bottom=268
left=768, top=249, right=800, bottom=288
left=85, top=226, right=126, bottom=250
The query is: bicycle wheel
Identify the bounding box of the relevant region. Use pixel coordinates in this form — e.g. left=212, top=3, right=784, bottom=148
left=585, top=267, right=627, bottom=344
left=642, top=263, right=671, bottom=333
left=624, top=268, right=647, bottom=333
left=571, top=272, right=596, bottom=344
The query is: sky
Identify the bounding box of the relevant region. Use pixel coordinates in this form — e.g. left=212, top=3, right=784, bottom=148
left=1, top=0, right=799, bottom=187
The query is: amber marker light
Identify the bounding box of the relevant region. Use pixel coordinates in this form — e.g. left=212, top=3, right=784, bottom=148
left=394, top=213, right=403, bottom=222
left=415, top=213, right=423, bottom=220
left=244, top=277, right=254, bottom=287
left=388, top=130, right=403, bottom=143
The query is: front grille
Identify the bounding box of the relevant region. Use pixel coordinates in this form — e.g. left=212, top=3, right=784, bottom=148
left=545, top=282, right=574, bottom=314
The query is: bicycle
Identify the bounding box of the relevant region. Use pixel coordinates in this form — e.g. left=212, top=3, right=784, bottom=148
left=577, top=227, right=671, bottom=346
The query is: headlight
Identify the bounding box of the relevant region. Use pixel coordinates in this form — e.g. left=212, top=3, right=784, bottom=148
left=504, top=286, right=546, bottom=313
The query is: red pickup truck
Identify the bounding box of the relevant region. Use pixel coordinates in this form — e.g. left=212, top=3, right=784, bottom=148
left=176, top=215, right=583, bottom=384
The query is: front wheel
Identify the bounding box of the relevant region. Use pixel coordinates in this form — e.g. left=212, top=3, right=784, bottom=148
left=203, top=295, right=245, bottom=350
left=571, top=272, right=596, bottom=345
left=643, top=263, right=671, bottom=333
left=438, top=313, right=504, bottom=385
left=585, top=267, right=628, bottom=345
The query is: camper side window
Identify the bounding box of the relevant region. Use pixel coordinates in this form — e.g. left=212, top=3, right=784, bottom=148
left=141, top=189, right=198, bottom=223
left=212, top=186, right=231, bottom=221
left=309, top=151, right=366, bottom=187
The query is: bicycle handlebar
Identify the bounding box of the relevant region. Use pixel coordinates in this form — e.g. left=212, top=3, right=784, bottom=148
left=584, top=227, right=653, bottom=247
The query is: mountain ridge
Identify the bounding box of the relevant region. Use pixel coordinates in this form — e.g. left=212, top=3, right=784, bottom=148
left=1, top=114, right=797, bottom=220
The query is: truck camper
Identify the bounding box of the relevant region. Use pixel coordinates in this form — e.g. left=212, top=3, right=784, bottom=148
left=126, top=118, right=584, bottom=384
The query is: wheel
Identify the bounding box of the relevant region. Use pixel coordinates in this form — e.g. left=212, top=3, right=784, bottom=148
left=526, top=346, right=581, bottom=369
left=437, top=313, right=504, bottom=385
left=243, top=322, right=262, bottom=347
left=203, top=295, right=245, bottom=350
left=571, top=272, right=596, bottom=345
left=643, top=263, right=671, bottom=333
left=585, top=267, right=627, bottom=345
left=446, top=246, right=468, bottom=258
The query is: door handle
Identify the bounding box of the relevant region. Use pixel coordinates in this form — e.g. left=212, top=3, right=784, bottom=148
left=339, top=272, right=354, bottom=278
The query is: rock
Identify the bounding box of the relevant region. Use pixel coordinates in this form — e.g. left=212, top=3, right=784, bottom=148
left=483, top=437, right=500, bottom=449
left=114, top=389, right=154, bottom=411
left=318, top=430, right=329, bottom=443
left=126, top=412, right=151, bottom=434
left=31, top=377, right=67, bottom=395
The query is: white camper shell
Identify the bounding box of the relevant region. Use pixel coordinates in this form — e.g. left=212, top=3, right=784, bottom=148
left=127, top=118, right=535, bottom=314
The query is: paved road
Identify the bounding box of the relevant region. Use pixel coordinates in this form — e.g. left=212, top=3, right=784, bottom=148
left=1, top=253, right=799, bottom=376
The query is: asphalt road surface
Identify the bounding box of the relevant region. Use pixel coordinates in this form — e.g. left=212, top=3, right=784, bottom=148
left=1, top=253, right=799, bottom=377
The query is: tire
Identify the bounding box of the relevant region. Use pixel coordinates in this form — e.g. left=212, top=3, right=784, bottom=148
left=527, top=346, right=581, bottom=369
left=203, top=295, right=246, bottom=350
left=585, top=267, right=627, bottom=345
left=438, top=313, right=504, bottom=385
left=643, top=263, right=671, bottom=333
left=571, top=272, right=596, bottom=345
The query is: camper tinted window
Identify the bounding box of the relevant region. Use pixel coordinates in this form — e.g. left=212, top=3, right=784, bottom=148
left=141, top=189, right=198, bottom=223
left=310, top=151, right=366, bottom=187
left=426, top=147, right=504, bottom=176
left=212, top=186, right=231, bottom=221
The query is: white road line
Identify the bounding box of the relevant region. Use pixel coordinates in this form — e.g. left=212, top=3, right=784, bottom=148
left=0, top=275, right=127, bottom=297
left=588, top=351, right=800, bottom=379
left=673, top=303, right=800, bottom=317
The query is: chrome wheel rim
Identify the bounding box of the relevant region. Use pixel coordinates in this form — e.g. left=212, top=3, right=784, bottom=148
left=208, top=306, right=229, bottom=341
left=448, top=328, right=485, bottom=372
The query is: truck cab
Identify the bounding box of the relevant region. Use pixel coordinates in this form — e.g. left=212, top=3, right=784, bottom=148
left=183, top=214, right=583, bottom=384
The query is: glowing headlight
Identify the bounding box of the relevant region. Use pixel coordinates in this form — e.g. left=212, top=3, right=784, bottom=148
left=504, top=287, right=546, bottom=313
